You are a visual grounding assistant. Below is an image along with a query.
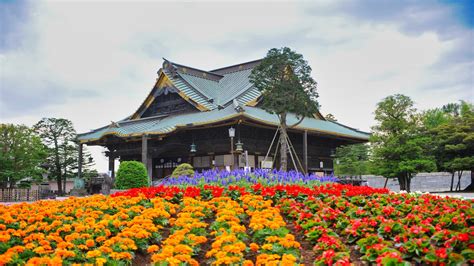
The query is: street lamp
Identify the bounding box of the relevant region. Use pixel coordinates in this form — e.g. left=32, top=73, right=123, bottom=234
left=228, top=127, right=236, bottom=169
left=228, top=127, right=235, bottom=152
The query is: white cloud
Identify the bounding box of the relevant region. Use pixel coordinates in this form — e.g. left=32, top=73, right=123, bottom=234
left=1, top=0, right=472, bottom=172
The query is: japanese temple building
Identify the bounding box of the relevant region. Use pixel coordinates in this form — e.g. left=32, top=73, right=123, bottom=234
left=78, top=59, right=369, bottom=180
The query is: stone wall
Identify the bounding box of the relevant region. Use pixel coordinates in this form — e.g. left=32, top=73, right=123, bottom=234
left=364, top=171, right=471, bottom=192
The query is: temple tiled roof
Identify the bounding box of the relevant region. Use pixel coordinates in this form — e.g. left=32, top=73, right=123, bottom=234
left=78, top=104, right=369, bottom=143
left=78, top=58, right=369, bottom=143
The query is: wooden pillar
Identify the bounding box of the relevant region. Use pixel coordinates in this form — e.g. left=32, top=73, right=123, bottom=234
left=142, top=134, right=148, bottom=165
left=142, top=134, right=152, bottom=181
left=108, top=156, right=115, bottom=180
left=78, top=143, right=83, bottom=179
left=147, top=158, right=153, bottom=181
left=303, top=130, right=308, bottom=174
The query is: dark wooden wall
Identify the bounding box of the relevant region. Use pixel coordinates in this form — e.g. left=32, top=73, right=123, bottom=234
left=106, top=124, right=360, bottom=176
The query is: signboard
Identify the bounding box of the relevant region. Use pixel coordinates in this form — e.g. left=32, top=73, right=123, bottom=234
left=261, top=160, right=273, bottom=169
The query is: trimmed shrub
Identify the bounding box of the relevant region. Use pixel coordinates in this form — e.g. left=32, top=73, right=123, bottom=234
left=171, top=163, right=195, bottom=178
left=115, top=161, right=149, bottom=189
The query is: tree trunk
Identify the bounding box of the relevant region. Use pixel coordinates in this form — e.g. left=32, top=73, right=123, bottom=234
left=406, top=175, right=411, bottom=193
left=450, top=172, right=455, bottom=191
left=469, top=169, right=474, bottom=191
left=54, top=137, right=63, bottom=195
left=398, top=176, right=406, bottom=191
left=279, top=125, right=288, bottom=172
left=398, top=174, right=411, bottom=192
left=456, top=170, right=463, bottom=191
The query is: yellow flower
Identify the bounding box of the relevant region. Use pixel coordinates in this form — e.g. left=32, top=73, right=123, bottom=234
left=96, top=257, right=107, bottom=266
left=86, top=250, right=101, bottom=258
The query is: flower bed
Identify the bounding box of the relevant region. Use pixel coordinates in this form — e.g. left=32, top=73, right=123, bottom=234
left=157, top=169, right=339, bottom=187
left=0, top=183, right=472, bottom=265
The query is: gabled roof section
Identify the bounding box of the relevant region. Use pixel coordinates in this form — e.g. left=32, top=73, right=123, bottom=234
left=164, top=58, right=263, bottom=108
left=130, top=58, right=323, bottom=121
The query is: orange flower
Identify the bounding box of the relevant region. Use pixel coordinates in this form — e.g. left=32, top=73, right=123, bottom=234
left=250, top=243, right=259, bottom=252
left=147, top=245, right=159, bottom=253
left=86, top=239, right=95, bottom=247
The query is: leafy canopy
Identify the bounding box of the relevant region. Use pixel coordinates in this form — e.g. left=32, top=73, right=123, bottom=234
left=370, top=94, right=436, bottom=191
left=34, top=118, right=95, bottom=194
left=0, top=124, right=47, bottom=187
left=249, top=47, right=319, bottom=118
left=334, top=144, right=370, bottom=176
left=249, top=47, right=319, bottom=171
left=430, top=101, right=474, bottom=173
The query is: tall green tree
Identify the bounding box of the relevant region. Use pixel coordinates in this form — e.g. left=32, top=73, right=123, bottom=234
left=250, top=47, right=319, bottom=171
left=431, top=101, right=474, bottom=191
left=370, top=94, right=436, bottom=192
left=334, top=144, right=370, bottom=177
left=33, top=118, right=90, bottom=195
left=0, top=124, right=47, bottom=188
left=422, top=102, right=467, bottom=190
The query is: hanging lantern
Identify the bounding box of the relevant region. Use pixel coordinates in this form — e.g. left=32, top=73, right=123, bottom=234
left=235, top=140, right=244, bottom=153
left=190, top=143, right=197, bottom=153
left=228, top=127, right=235, bottom=138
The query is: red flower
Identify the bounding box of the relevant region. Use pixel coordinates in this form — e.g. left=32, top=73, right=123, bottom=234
left=435, top=248, right=447, bottom=259
left=457, top=233, right=469, bottom=242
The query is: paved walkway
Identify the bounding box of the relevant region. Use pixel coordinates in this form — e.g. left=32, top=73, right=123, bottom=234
left=0, top=197, right=69, bottom=206
left=431, top=192, right=474, bottom=200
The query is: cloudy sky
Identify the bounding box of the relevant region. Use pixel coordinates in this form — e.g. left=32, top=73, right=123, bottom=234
left=1, top=0, right=473, bottom=172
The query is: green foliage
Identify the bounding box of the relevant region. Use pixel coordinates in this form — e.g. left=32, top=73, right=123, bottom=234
left=34, top=118, right=95, bottom=195
left=0, top=124, right=47, bottom=188
left=250, top=47, right=319, bottom=117
left=249, top=47, right=319, bottom=170
left=171, top=163, right=195, bottom=178
left=370, top=94, right=436, bottom=192
left=429, top=101, right=474, bottom=180
left=115, top=161, right=149, bottom=189
left=334, top=144, right=370, bottom=176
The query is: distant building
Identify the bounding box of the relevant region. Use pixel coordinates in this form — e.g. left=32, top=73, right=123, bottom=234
left=78, top=59, right=369, bottom=180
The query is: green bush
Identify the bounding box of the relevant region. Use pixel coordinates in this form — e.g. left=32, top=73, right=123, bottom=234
left=115, top=161, right=149, bottom=189
left=171, top=163, right=195, bottom=178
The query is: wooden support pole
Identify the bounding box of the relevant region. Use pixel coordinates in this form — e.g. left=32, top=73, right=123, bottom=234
left=303, top=130, right=308, bottom=174
left=142, top=134, right=152, bottom=181
left=108, top=156, right=115, bottom=180
left=78, top=143, right=83, bottom=179
left=142, top=134, right=148, bottom=165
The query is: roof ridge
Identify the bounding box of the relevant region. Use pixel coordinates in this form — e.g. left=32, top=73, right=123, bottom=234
left=164, top=58, right=224, bottom=80
left=210, top=59, right=262, bottom=74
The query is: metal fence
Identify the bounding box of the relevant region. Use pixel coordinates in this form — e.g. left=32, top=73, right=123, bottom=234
left=0, top=188, right=40, bottom=202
